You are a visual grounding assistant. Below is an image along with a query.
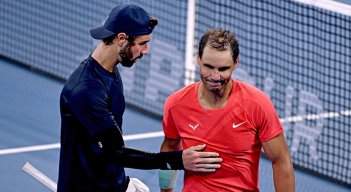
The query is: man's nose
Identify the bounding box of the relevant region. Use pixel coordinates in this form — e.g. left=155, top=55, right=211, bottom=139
left=211, top=71, right=221, bottom=81
left=141, top=44, right=149, bottom=55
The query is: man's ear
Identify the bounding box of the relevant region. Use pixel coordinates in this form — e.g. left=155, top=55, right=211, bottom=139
left=233, top=56, right=239, bottom=69
left=234, top=56, right=239, bottom=64
left=196, top=52, right=200, bottom=65
left=116, top=33, right=127, bottom=45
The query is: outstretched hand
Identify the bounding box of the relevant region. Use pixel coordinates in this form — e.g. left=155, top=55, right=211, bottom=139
left=182, top=144, right=222, bottom=172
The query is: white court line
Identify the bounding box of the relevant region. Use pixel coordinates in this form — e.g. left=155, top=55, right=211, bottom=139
left=1, top=109, right=350, bottom=156
left=123, top=131, right=164, bottom=141
left=0, top=131, right=164, bottom=156
left=0, top=143, right=60, bottom=156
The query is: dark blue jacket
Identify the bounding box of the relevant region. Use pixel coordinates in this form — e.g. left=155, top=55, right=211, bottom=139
left=58, top=56, right=128, bottom=192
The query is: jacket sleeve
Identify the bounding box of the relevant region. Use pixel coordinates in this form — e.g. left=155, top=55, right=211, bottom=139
left=93, top=126, right=184, bottom=170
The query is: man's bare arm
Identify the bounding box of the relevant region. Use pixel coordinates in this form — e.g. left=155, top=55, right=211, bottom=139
left=263, top=133, right=295, bottom=192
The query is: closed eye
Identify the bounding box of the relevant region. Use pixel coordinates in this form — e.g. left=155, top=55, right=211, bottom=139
left=204, top=64, right=214, bottom=69
left=139, top=41, right=149, bottom=46
left=218, top=67, right=230, bottom=71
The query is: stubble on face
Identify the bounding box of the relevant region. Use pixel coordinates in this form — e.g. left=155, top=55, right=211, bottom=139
left=201, top=75, right=230, bottom=97
left=199, top=47, right=234, bottom=96
left=119, top=42, right=143, bottom=68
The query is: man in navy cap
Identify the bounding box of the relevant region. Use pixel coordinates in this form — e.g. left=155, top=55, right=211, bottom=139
left=57, top=3, right=222, bottom=192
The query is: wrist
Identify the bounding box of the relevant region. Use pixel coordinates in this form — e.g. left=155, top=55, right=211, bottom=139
left=159, top=150, right=184, bottom=170
left=159, top=169, right=179, bottom=189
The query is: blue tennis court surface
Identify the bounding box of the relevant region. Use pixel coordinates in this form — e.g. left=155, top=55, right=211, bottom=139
left=0, top=58, right=349, bottom=191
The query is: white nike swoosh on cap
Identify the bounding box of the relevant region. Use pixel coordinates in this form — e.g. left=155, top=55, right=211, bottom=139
left=232, top=121, right=246, bottom=128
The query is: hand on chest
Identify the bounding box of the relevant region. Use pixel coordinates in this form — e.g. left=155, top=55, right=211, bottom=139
left=175, top=107, right=259, bottom=153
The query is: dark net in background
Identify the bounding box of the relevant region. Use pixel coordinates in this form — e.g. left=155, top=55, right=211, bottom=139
left=0, top=0, right=350, bottom=186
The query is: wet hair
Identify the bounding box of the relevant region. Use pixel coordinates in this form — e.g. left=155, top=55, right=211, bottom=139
left=198, top=28, right=239, bottom=62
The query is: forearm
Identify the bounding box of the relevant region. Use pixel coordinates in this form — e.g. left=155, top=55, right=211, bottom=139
left=111, top=147, right=184, bottom=170
left=159, top=138, right=182, bottom=192
left=93, top=127, right=184, bottom=170
left=272, top=160, right=295, bottom=192
left=262, top=134, right=295, bottom=191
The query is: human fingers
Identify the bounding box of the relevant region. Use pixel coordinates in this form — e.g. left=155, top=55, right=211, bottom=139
left=189, top=144, right=206, bottom=151
left=196, top=162, right=221, bottom=169
left=196, top=157, right=222, bottom=164
left=183, top=163, right=221, bottom=172
left=197, top=151, right=220, bottom=158
left=191, top=168, right=216, bottom=172
left=188, top=163, right=222, bottom=172
left=183, top=157, right=222, bottom=171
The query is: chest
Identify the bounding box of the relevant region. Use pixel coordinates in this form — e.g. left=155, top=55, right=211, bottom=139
left=172, top=105, right=260, bottom=153
left=107, top=79, right=125, bottom=123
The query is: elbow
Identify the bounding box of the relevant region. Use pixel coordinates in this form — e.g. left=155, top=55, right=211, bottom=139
left=272, top=155, right=295, bottom=177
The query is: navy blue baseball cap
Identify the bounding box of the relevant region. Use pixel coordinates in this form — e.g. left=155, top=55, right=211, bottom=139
left=90, top=4, right=158, bottom=39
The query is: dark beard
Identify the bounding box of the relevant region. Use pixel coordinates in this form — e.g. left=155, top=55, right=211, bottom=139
left=120, top=51, right=135, bottom=67
left=120, top=57, right=135, bottom=67
left=201, top=75, right=230, bottom=95
left=203, top=75, right=228, bottom=85
left=119, top=43, right=142, bottom=67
